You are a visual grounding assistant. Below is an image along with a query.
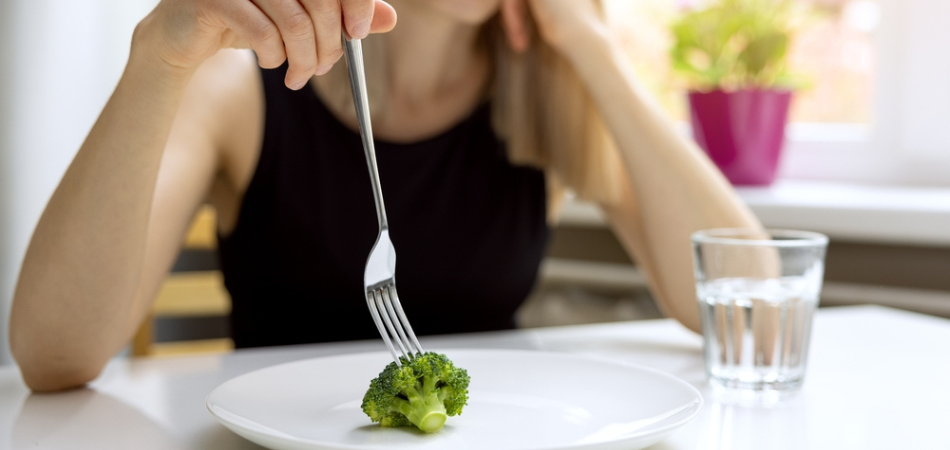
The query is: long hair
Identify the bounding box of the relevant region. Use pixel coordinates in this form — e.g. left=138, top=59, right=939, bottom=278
left=321, top=7, right=622, bottom=218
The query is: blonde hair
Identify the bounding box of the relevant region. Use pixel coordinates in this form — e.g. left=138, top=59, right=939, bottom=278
left=322, top=9, right=622, bottom=217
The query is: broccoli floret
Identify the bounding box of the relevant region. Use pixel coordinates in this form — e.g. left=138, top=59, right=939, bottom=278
left=361, top=352, right=470, bottom=433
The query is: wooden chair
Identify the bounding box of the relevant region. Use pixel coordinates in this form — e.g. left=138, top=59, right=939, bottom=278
left=131, top=205, right=233, bottom=357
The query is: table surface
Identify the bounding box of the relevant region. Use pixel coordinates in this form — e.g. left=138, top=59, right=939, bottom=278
left=2, top=305, right=948, bottom=449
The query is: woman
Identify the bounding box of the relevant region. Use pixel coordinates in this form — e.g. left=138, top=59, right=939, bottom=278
left=10, top=0, right=759, bottom=391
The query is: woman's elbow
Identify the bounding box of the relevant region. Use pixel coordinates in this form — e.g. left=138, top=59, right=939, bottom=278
left=674, top=313, right=702, bottom=335
left=13, top=351, right=104, bottom=392
left=650, top=290, right=702, bottom=334
left=10, top=328, right=105, bottom=392
left=17, top=362, right=101, bottom=392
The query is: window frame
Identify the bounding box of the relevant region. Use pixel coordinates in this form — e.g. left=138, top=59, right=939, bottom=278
left=779, top=0, right=950, bottom=186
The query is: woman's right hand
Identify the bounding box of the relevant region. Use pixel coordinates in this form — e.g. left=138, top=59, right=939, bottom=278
left=135, top=0, right=397, bottom=89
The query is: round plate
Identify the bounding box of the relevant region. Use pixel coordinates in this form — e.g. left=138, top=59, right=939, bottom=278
left=207, top=349, right=702, bottom=450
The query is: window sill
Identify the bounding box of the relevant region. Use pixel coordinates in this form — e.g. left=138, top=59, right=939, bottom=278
left=558, top=180, right=950, bottom=247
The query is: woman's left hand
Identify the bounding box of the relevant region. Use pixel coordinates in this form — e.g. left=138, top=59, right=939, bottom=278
left=501, top=0, right=609, bottom=58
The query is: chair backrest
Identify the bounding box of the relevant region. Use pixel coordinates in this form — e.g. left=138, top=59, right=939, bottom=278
left=131, top=205, right=233, bottom=357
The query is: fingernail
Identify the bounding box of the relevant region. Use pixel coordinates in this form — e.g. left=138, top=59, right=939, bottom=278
left=290, top=79, right=307, bottom=90
left=315, top=64, right=332, bottom=76
left=352, top=19, right=371, bottom=39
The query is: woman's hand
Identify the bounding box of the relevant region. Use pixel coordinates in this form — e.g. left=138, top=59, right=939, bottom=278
left=136, top=0, right=397, bottom=89
left=501, top=0, right=608, bottom=59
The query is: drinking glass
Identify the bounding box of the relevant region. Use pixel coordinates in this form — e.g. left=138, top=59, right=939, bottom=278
left=692, top=229, right=828, bottom=392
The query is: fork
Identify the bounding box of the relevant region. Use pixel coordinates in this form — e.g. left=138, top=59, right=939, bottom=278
left=342, top=34, right=424, bottom=366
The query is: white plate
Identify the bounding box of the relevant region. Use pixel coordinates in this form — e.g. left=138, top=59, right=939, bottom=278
left=207, top=349, right=702, bottom=450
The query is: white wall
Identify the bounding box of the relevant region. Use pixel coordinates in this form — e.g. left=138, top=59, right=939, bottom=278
left=0, top=0, right=157, bottom=365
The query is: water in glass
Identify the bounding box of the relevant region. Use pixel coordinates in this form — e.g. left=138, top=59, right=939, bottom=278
left=698, top=276, right=818, bottom=391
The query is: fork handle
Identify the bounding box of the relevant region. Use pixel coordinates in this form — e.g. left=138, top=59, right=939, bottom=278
left=343, top=34, right=389, bottom=230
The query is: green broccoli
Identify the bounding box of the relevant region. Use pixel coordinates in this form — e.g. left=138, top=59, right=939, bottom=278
left=361, top=352, right=470, bottom=433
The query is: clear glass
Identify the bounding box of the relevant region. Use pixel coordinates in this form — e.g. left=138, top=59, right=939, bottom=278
left=692, top=229, right=828, bottom=393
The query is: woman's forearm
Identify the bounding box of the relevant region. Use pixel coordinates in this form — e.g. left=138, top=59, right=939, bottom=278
left=570, top=37, right=757, bottom=224
left=563, top=32, right=760, bottom=331
left=10, top=38, right=195, bottom=391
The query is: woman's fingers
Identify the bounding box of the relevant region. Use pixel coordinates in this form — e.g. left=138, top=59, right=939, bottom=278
left=501, top=0, right=530, bottom=52
left=368, top=1, right=397, bottom=34
left=338, top=0, right=397, bottom=37
left=211, top=0, right=397, bottom=89
left=212, top=1, right=286, bottom=69
left=339, top=0, right=375, bottom=39
left=301, top=0, right=344, bottom=76
left=252, top=0, right=318, bottom=89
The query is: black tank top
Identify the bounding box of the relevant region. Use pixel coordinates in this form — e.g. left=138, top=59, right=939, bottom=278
left=217, top=65, right=549, bottom=348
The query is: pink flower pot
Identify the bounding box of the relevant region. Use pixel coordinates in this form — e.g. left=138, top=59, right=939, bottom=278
left=688, top=89, right=792, bottom=186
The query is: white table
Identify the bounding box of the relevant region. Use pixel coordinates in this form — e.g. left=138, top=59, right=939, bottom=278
left=1, top=305, right=948, bottom=449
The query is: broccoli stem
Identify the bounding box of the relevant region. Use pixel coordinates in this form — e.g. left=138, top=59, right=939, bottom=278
left=392, top=381, right=449, bottom=433
left=417, top=412, right=447, bottom=433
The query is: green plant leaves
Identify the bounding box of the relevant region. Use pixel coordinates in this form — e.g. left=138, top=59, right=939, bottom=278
left=669, top=0, right=802, bottom=90
left=740, top=32, right=786, bottom=75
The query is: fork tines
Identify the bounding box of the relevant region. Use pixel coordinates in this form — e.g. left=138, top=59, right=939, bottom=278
left=366, top=284, right=423, bottom=365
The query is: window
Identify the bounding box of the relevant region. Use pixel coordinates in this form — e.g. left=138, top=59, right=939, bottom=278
left=604, top=0, right=876, bottom=123
left=604, top=0, right=950, bottom=186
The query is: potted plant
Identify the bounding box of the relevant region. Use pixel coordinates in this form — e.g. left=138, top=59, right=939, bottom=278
left=670, top=0, right=804, bottom=185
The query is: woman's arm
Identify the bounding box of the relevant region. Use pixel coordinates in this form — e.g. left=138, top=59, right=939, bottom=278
left=11, top=0, right=396, bottom=392
left=9, top=36, right=225, bottom=392
left=581, top=43, right=760, bottom=333
left=521, top=0, right=761, bottom=332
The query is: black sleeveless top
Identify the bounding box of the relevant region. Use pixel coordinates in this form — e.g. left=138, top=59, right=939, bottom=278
left=217, top=65, right=549, bottom=348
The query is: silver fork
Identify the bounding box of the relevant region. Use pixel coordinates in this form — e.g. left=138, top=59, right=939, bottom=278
left=342, top=35, right=424, bottom=366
